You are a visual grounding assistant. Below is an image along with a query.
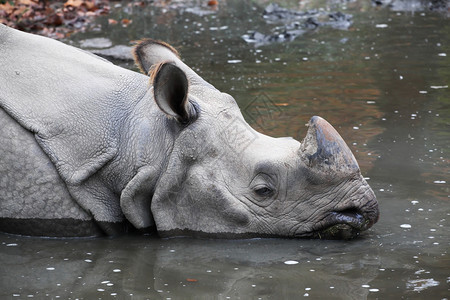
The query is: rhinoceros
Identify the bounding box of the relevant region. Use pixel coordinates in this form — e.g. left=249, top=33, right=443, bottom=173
left=0, top=24, right=378, bottom=239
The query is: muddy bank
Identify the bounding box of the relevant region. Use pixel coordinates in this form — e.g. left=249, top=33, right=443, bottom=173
left=0, top=0, right=110, bottom=39
left=0, top=0, right=219, bottom=39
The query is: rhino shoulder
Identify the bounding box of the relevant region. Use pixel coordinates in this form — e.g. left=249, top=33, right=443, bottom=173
left=0, top=26, right=148, bottom=185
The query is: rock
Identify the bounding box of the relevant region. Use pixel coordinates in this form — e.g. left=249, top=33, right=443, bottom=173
left=371, top=0, right=448, bottom=13
left=325, top=12, right=353, bottom=30
left=184, top=6, right=216, bottom=16
left=243, top=4, right=353, bottom=46
left=263, top=3, right=318, bottom=23
left=80, top=38, right=113, bottom=49
left=243, top=28, right=306, bottom=47
left=91, top=45, right=134, bottom=61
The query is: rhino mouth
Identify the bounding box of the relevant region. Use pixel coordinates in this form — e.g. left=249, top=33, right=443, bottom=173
left=312, top=209, right=370, bottom=240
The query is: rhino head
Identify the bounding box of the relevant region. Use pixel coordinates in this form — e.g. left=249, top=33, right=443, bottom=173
left=129, top=40, right=379, bottom=239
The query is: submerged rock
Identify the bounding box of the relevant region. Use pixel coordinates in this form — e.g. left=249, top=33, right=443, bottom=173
left=243, top=28, right=306, bottom=46
left=91, top=45, right=134, bottom=61
left=244, top=4, right=353, bottom=47
left=80, top=38, right=113, bottom=49
left=327, top=11, right=353, bottom=30
left=263, top=3, right=319, bottom=22
left=371, top=0, right=449, bottom=13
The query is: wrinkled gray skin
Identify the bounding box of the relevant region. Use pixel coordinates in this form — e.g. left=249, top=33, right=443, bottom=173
left=0, top=24, right=378, bottom=239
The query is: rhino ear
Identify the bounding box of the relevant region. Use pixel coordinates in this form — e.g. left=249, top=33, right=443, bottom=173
left=133, top=38, right=215, bottom=89
left=133, top=39, right=180, bottom=75
left=152, top=62, right=198, bottom=124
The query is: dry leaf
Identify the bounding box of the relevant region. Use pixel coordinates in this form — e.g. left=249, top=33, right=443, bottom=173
left=44, top=13, right=63, bottom=26
left=121, top=18, right=132, bottom=27
left=0, top=2, right=15, bottom=16
left=64, top=0, right=96, bottom=11
left=17, top=0, right=34, bottom=5
left=1, top=0, right=110, bottom=39
left=108, top=18, right=118, bottom=25
left=64, top=0, right=83, bottom=8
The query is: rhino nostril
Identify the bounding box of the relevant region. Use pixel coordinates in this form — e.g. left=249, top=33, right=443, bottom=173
left=336, top=208, right=361, bottom=217
left=333, top=204, right=379, bottom=230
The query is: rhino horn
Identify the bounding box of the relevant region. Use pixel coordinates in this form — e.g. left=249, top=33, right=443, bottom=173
left=299, top=116, right=359, bottom=177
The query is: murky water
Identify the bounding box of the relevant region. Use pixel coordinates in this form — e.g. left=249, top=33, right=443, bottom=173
left=1, top=0, right=449, bottom=299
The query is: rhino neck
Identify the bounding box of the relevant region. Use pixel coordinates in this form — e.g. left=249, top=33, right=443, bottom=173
left=112, top=86, right=188, bottom=232
left=108, top=86, right=182, bottom=194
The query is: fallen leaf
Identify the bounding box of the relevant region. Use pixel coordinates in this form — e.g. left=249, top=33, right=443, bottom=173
left=208, top=0, right=218, bottom=6
left=64, top=0, right=96, bottom=11
left=133, top=1, right=146, bottom=7
left=121, top=18, right=132, bottom=27
left=1, top=0, right=110, bottom=39
left=44, top=13, right=63, bottom=26
left=186, top=278, right=198, bottom=282
left=0, top=2, right=15, bottom=16
left=64, top=0, right=83, bottom=8
left=17, top=0, right=34, bottom=5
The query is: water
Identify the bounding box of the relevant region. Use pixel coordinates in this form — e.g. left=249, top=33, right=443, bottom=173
left=1, top=0, right=449, bottom=298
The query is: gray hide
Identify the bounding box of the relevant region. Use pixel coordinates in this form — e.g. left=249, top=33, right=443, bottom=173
left=0, top=24, right=153, bottom=235
left=0, top=24, right=378, bottom=238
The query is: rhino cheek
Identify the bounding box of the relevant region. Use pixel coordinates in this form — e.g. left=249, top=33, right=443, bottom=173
left=222, top=202, right=252, bottom=228
left=187, top=183, right=254, bottom=234
left=152, top=169, right=254, bottom=236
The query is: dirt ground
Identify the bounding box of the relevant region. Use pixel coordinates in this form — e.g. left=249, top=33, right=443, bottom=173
left=0, top=0, right=111, bottom=39
left=0, top=0, right=220, bottom=39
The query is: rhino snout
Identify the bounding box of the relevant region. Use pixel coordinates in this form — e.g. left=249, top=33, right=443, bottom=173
left=317, top=192, right=379, bottom=240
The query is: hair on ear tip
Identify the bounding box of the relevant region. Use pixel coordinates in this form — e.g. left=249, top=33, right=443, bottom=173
left=148, top=62, right=165, bottom=84
left=132, top=38, right=181, bottom=75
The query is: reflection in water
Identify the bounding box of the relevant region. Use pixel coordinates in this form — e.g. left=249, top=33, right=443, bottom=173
left=1, top=0, right=449, bottom=298
left=239, top=63, right=385, bottom=171
left=0, top=234, right=381, bottom=299
left=407, top=278, right=440, bottom=292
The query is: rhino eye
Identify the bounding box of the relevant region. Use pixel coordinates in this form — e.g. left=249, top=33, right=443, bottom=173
left=254, top=186, right=274, bottom=197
